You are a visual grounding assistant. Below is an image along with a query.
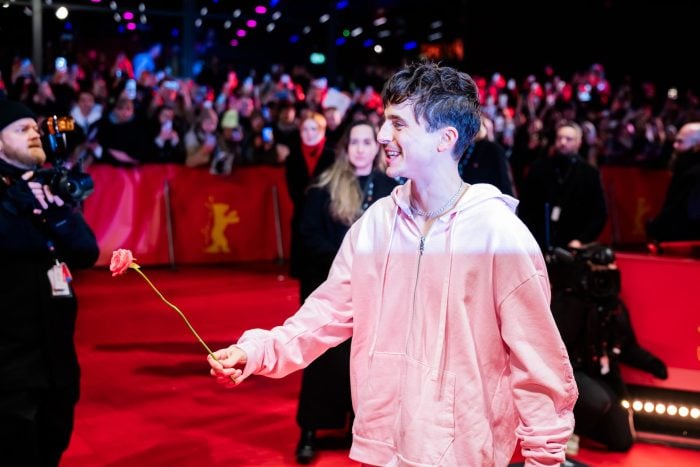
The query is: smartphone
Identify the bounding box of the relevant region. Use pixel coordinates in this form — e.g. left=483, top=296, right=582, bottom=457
left=55, top=56, right=68, bottom=72
left=262, top=127, right=274, bottom=143
left=125, top=79, right=137, bottom=100
left=163, top=80, right=179, bottom=91
left=162, top=120, right=172, bottom=131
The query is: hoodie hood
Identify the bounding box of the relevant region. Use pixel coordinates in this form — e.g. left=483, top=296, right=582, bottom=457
left=390, top=180, right=519, bottom=219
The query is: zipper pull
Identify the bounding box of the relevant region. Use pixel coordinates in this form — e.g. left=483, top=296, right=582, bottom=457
left=419, top=236, right=425, bottom=254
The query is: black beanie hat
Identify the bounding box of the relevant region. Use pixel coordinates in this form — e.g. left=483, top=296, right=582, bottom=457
left=0, top=99, right=37, bottom=132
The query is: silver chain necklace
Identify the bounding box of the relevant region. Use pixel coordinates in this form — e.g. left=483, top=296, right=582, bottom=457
left=410, top=182, right=464, bottom=218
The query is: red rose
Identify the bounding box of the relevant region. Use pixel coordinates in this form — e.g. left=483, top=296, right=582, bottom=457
left=110, top=249, right=135, bottom=276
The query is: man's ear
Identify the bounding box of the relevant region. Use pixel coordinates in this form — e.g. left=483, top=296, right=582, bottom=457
left=437, top=126, right=458, bottom=153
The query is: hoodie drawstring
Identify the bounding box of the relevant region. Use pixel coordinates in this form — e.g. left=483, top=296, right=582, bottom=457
left=368, top=207, right=398, bottom=362
left=430, top=212, right=457, bottom=399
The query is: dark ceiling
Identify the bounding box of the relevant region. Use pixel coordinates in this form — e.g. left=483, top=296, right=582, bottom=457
left=1, top=0, right=698, bottom=90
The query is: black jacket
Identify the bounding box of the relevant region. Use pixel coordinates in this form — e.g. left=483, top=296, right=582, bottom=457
left=298, top=171, right=398, bottom=300
left=0, top=160, right=99, bottom=392
left=647, top=151, right=700, bottom=241
left=518, top=153, right=607, bottom=249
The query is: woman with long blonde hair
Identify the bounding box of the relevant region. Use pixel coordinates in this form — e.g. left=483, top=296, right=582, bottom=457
left=294, top=120, right=398, bottom=464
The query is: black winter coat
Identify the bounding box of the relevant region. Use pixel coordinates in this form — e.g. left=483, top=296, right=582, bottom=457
left=0, top=161, right=99, bottom=393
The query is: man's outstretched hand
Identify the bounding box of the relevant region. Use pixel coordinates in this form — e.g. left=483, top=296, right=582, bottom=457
left=208, top=345, right=248, bottom=388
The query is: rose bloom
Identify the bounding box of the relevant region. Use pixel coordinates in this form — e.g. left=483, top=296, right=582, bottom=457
left=110, top=249, right=135, bottom=276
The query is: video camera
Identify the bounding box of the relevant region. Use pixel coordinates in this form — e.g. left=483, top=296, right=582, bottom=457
left=34, top=115, right=94, bottom=203
left=545, top=243, right=621, bottom=300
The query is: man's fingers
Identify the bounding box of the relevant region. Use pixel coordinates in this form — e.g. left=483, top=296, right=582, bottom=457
left=43, top=185, right=55, bottom=204
left=28, top=182, right=49, bottom=210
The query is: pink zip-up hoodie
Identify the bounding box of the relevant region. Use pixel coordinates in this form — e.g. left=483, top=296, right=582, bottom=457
left=237, top=182, right=577, bottom=466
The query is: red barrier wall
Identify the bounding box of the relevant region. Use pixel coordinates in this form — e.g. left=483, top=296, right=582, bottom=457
left=617, top=253, right=700, bottom=393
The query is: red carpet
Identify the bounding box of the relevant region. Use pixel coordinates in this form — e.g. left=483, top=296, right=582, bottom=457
left=62, top=265, right=700, bottom=466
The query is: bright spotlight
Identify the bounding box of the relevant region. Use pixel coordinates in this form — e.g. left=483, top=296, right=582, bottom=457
left=55, top=6, right=68, bottom=20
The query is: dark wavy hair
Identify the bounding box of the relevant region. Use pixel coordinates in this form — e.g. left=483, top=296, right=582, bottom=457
left=381, top=60, right=481, bottom=160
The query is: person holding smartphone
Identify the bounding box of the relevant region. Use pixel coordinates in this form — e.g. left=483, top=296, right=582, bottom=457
left=148, top=105, right=185, bottom=164
left=184, top=106, right=220, bottom=168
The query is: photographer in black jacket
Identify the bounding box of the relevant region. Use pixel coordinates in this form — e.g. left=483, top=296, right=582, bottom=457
left=0, top=99, right=99, bottom=466
left=548, top=244, right=668, bottom=452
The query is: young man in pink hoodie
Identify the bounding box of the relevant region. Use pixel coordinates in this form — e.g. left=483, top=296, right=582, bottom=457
left=208, top=61, right=577, bottom=466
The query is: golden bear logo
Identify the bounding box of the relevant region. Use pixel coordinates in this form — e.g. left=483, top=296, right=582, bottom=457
left=203, top=197, right=240, bottom=253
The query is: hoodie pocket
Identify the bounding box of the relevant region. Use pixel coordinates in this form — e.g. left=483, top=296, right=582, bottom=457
left=397, top=357, right=456, bottom=466
left=353, top=352, right=402, bottom=446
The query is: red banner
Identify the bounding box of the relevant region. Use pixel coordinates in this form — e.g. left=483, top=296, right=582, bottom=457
left=599, top=166, right=671, bottom=245
left=83, top=165, right=293, bottom=266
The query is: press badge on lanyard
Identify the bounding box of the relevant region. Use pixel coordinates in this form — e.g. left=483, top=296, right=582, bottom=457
left=47, top=260, right=73, bottom=297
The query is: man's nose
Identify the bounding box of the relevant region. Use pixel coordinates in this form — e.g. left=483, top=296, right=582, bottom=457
left=377, top=122, right=390, bottom=145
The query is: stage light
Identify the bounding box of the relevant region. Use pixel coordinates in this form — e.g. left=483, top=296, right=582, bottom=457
left=428, top=32, right=443, bottom=41
left=229, top=39, right=238, bottom=47
left=255, top=6, right=267, bottom=14
left=139, top=14, right=146, bottom=24
left=430, top=20, right=443, bottom=29
left=123, top=11, right=133, bottom=21
left=236, top=29, right=246, bottom=37
left=289, top=34, right=299, bottom=43
left=246, top=19, right=256, bottom=28
left=335, top=37, right=346, bottom=46
left=655, top=403, right=666, bottom=415
left=109, top=1, right=117, bottom=10
left=266, top=23, right=275, bottom=32
left=302, top=26, right=311, bottom=34
left=373, top=44, right=383, bottom=54
left=2, top=3, right=9, bottom=9
left=336, top=1, right=348, bottom=9
left=377, top=30, right=390, bottom=38
left=113, top=12, right=120, bottom=22
left=138, top=3, right=144, bottom=12
left=373, top=17, right=387, bottom=27
left=200, top=7, right=207, bottom=16
left=319, top=14, right=329, bottom=23
left=271, top=11, right=281, bottom=20
left=351, top=27, right=362, bottom=37
left=342, top=29, right=350, bottom=37
left=679, top=406, right=689, bottom=417
left=126, top=22, right=136, bottom=31
left=403, top=41, right=417, bottom=51
left=667, top=404, right=678, bottom=416
left=621, top=400, right=630, bottom=409
left=270, top=0, right=279, bottom=7
left=644, top=402, right=654, bottom=413
left=233, top=9, right=241, bottom=18
left=194, top=18, right=202, bottom=27
left=692, top=408, right=700, bottom=419
left=55, top=6, right=68, bottom=20
left=632, top=400, right=643, bottom=411
left=224, top=20, right=231, bottom=29
left=309, top=53, right=325, bottom=65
